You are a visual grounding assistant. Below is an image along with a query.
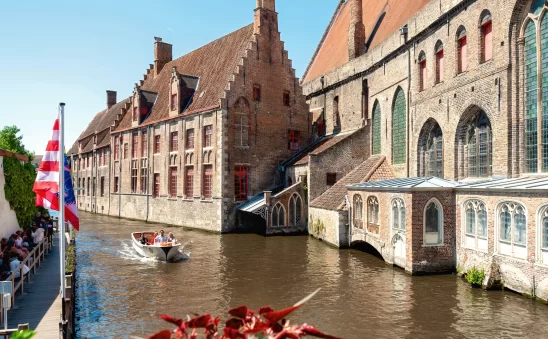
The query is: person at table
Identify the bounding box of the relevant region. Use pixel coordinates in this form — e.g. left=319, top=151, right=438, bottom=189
left=154, top=230, right=168, bottom=244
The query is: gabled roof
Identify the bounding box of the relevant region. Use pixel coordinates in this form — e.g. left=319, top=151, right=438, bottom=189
left=310, top=155, right=390, bottom=210
left=115, top=24, right=254, bottom=131
left=349, top=177, right=458, bottom=191
left=302, top=0, right=431, bottom=83
left=293, top=129, right=362, bottom=166
left=456, top=176, right=548, bottom=191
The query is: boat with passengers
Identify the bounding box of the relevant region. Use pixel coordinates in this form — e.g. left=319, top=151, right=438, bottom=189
left=131, top=231, right=181, bottom=262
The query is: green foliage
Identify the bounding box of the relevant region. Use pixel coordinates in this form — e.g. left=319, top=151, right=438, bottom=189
left=66, top=243, right=76, bottom=273
left=3, top=156, right=37, bottom=228
left=0, top=125, right=33, bottom=159
left=11, top=330, right=36, bottom=339
left=310, top=216, right=325, bottom=236
left=466, top=266, right=485, bottom=286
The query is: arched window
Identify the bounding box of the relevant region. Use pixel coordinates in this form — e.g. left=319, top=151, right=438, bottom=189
left=391, top=198, right=406, bottom=232
left=353, top=195, right=364, bottom=229
left=233, top=97, right=250, bottom=147
left=367, top=196, right=379, bottom=234
left=463, top=111, right=492, bottom=178
left=392, top=87, right=407, bottom=165
left=435, top=41, right=444, bottom=83
left=463, top=199, right=488, bottom=250
left=288, top=193, right=303, bottom=226
left=418, top=51, right=427, bottom=91
left=418, top=119, right=443, bottom=177
left=540, top=205, right=548, bottom=264
left=333, top=96, right=340, bottom=133
left=424, top=199, right=443, bottom=245
left=272, top=203, right=285, bottom=227
left=480, top=10, right=493, bottom=62
left=456, top=26, right=468, bottom=73
left=497, top=202, right=527, bottom=259
left=372, top=100, right=382, bottom=155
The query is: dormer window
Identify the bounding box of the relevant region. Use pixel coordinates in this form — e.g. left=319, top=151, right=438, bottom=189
left=171, top=93, right=177, bottom=111
left=133, top=107, right=139, bottom=121
left=253, top=85, right=261, bottom=102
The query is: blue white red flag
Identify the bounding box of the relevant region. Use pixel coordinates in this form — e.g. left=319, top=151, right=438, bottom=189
left=33, top=114, right=80, bottom=230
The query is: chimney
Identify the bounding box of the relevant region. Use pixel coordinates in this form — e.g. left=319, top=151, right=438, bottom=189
left=106, top=90, right=117, bottom=109
left=256, top=0, right=275, bottom=11
left=254, top=0, right=276, bottom=34
left=348, top=0, right=366, bottom=60
left=154, top=37, right=172, bottom=77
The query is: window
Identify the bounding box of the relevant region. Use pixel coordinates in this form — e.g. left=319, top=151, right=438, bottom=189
left=153, top=173, right=160, bottom=198
left=253, top=85, right=261, bottom=101
left=539, top=205, right=548, bottom=264
left=419, top=51, right=427, bottom=91
left=114, top=176, right=119, bottom=193
left=131, top=160, right=138, bottom=193
left=466, top=111, right=492, bottom=178
left=86, top=156, right=89, bottom=168
left=326, top=173, right=337, bottom=187
left=100, top=177, right=105, bottom=197
left=457, top=26, right=468, bottom=73
left=288, top=130, right=300, bottom=151
left=234, top=166, right=248, bottom=201
left=418, top=120, right=443, bottom=178
left=203, top=165, right=213, bottom=199
left=288, top=193, right=303, bottom=227
left=525, top=19, right=538, bottom=172
left=480, top=11, right=493, bottom=63
left=154, top=135, right=161, bottom=154
left=367, top=197, right=379, bottom=234
left=203, top=125, right=213, bottom=148
left=424, top=199, right=443, bottom=245
left=186, top=129, right=195, bottom=150
left=92, top=178, right=96, bottom=197
left=391, top=198, right=406, bottom=232
left=141, top=130, right=147, bottom=157
left=169, top=167, right=178, bottom=198
left=463, top=199, right=488, bottom=251
left=353, top=195, right=364, bottom=229
left=283, top=91, right=290, bottom=106
left=272, top=203, right=285, bottom=227
left=372, top=100, right=381, bottom=155
left=131, top=132, right=138, bottom=158
left=170, top=131, right=179, bottom=152
left=235, top=113, right=249, bottom=147
left=185, top=167, right=194, bottom=198
left=87, top=178, right=90, bottom=196
left=140, top=161, right=148, bottom=194
left=392, top=87, right=407, bottom=165
left=171, top=93, right=177, bottom=111
left=133, top=107, right=139, bottom=121
left=497, top=202, right=527, bottom=259
left=333, top=96, right=340, bottom=132
left=97, top=151, right=101, bottom=167
left=435, top=41, right=444, bottom=83
left=124, top=143, right=128, bottom=159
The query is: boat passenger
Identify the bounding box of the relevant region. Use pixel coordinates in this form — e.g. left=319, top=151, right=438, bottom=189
left=138, top=234, right=148, bottom=245
left=167, top=232, right=176, bottom=244
left=155, top=230, right=168, bottom=244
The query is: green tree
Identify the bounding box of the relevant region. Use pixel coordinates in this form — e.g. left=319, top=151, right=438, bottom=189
left=0, top=125, right=33, bottom=160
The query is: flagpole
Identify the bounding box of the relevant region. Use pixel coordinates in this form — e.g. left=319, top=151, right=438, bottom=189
left=59, top=103, right=66, bottom=330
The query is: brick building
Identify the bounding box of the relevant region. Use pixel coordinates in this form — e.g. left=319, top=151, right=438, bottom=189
left=68, top=0, right=310, bottom=232
left=292, top=0, right=548, bottom=301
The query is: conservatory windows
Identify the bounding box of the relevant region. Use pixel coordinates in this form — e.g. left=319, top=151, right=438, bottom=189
left=497, top=202, right=527, bottom=259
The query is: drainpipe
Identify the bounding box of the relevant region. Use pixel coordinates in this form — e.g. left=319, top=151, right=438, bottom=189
left=320, top=76, right=326, bottom=137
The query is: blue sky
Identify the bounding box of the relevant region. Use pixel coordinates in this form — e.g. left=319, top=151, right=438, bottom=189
left=0, top=0, right=336, bottom=154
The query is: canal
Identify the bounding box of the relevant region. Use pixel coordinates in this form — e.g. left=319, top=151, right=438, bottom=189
left=74, top=212, right=548, bottom=338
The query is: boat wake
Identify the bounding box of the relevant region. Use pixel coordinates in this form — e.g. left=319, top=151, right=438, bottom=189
left=118, top=240, right=191, bottom=262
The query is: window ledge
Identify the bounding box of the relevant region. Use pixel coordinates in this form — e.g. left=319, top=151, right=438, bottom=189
left=493, top=253, right=528, bottom=263
left=461, top=246, right=488, bottom=254
left=422, top=243, right=445, bottom=248
left=200, top=199, right=214, bottom=203
left=185, top=149, right=194, bottom=152
left=456, top=70, right=468, bottom=77
left=182, top=198, right=194, bottom=202
left=167, top=198, right=178, bottom=201
left=235, top=146, right=250, bottom=150
left=534, top=262, right=548, bottom=269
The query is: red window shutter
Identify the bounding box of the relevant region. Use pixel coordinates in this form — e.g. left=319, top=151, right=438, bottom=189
left=185, top=167, right=194, bottom=198
left=482, top=21, right=493, bottom=62
left=420, top=61, right=427, bottom=91
left=203, top=165, right=213, bottom=199
left=234, top=166, right=249, bottom=201
left=458, top=36, right=467, bottom=73
left=436, top=50, right=444, bottom=83
left=169, top=167, right=178, bottom=197
left=153, top=173, right=160, bottom=197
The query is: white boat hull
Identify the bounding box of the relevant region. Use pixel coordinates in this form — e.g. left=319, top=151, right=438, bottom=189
left=131, top=232, right=181, bottom=262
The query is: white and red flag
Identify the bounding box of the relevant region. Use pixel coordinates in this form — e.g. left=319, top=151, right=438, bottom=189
left=33, top=113, right=80, bottom=230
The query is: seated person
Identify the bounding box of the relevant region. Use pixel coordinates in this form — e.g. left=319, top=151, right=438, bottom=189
left=154, top=230, right=168, bottom=244
left=32, top=223, right=45, bottom=244
left=167, top=232, right=176, bottom=244
left=138, top=234, right=148, bottom=245
left=13, top=234, right=29, bottom=255
left=0, top=238, right=7, bottom=252
left=9, top=255, right=29, bottom=280
left=150, top=232, right=158, bottom=245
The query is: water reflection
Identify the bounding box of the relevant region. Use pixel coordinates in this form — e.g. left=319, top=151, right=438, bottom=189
left=75, top=213, right=548, bottom=339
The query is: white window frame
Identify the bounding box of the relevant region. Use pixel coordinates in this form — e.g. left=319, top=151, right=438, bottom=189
left=367, top=196, right=380, bottom=235
left=423, top=198, right=444, bottom=246
left=271, top=203, right=286, bottom=228
left=495, top=201, right=527, bottom=260
left=352, top=194, right=364, bottom=229
left=537, top=204, right=548, bottom=265
left=462, top=199, right=488, bottom=252
left=289, top=193, right=303, bottom=227
left=391, top=197, right=406, bottom=233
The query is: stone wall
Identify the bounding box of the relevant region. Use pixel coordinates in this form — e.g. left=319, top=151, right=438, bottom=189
left=308, top=207, right=348, bottom=248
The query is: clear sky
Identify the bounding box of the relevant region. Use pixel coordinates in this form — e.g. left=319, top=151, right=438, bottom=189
left=0, top=0, right=336, bottom=154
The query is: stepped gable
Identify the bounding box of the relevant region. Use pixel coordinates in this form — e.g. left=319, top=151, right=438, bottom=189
left=303, top=0, right=430, bottom=83
left=293, top=130, right=361, bottom=165
left=115, top=24, right=255, bottom=131
left=310, top=155, right=393, bottom=211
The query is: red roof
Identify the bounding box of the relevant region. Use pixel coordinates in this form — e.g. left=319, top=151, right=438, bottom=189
left=303, top=0, right=430, bottom=83
left=0, top=149, right=29, bottom=162
left=115, top=24, right=254, bottom=131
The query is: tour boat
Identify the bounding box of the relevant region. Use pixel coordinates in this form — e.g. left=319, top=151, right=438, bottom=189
left=131, top=232, right=181, bottom=262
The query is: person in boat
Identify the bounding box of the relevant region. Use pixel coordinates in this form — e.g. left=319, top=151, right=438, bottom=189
left=138, top=233, right=148, bottom=245
left=167, top=232, right=176, bottom=244
left=154, top=230, right=168, bottom=244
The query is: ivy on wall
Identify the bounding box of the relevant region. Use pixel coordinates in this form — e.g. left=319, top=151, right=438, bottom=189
left=3, top=156, right=37, bottom=228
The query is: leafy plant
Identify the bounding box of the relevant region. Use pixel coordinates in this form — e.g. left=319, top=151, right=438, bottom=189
left=3, top=156, right=37, bottom=228
left=0, top=125, right=33, bottom=159
left=146, top=289, right=342, bottom=339
left=11, top=330, right=36, bottom=339
left=66, top=243, right=76, bottom=273
left=466, top=266, right=485, bottom=286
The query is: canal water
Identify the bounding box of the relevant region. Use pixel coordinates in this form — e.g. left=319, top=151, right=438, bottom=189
left=75, top=212, right=548, bottom=339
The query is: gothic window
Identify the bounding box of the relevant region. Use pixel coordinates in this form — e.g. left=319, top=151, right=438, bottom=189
left=235, top=112, right=249, bottom=147
left=525, top=19, right=538, bottom=172
left=497, top=202, right=527, bottom=259
left=459, top=111, right=492, bottom=178
left=463, top=199, right=488, bottom=251
left=435, top=41, right=444, bottom=83
left=540, top=205, right=548, bottom=264
left=367, top=196, right=379, bottom=235
left=353, top=195, right=363, bottom=229
left=457, top=26, right=468, bottom=73
left=418, top=120, right=443, bottom=177
left=272, top=203, right=285, bottom=227
left=392, top=87, right=407, bottom=164
left=543, top=213, right=548, bottom=249
left=424, top=199, right=443, bottom=246
left=289, top=193, right=303, bottom=227
left=372, top=100, right=381, bottom=155
left=480, top=10, right=493, bottom=62
left=418, top=51, right=427, bottom=91
left=391, top=198, right=406, bottom=232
